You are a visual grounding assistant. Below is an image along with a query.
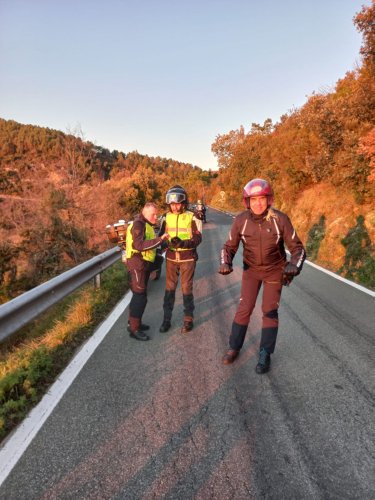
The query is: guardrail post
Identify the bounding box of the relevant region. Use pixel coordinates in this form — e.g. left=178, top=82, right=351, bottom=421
left=94, top=273, right=101, bottom=289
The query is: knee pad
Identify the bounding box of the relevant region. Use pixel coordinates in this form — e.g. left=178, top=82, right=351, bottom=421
left=264, top=309, right=278, bottom=319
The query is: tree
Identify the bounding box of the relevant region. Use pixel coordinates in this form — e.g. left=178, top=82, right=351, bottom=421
left=358, top=127, right=375, bottom=182
left=354, top=2, right=375, bottom=71
left=211, top=126, right=245, bottom=170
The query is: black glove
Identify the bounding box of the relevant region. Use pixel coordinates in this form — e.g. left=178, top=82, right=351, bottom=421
left=218, top=263, right=233, bottom=275
left=282, top=274, right=293, bottom=286
left=282, top=262, right=299, bottom=286
left=284, top=262, right=299, bottom=277
left=170, top=236, right=183, bottom=248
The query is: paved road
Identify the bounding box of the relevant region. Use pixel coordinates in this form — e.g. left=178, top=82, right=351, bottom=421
left=1, top=209, right=374, bottom=499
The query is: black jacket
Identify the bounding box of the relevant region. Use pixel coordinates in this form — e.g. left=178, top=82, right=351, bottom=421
left=221, top=208, right=306, bottom=273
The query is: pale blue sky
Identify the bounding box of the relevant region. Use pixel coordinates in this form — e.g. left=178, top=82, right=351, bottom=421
left=0, top=0, right=369, bottom=170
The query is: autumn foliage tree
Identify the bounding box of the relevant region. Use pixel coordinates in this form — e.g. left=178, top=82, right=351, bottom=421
left=210, top=2, right=375, bottom=208
left=0, top=119, right=211, bottom=300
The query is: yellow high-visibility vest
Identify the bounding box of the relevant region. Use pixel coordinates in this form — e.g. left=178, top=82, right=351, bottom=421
left=166, top=211, right=193, bottom=252
left=126, top=221, right=156, bottom=262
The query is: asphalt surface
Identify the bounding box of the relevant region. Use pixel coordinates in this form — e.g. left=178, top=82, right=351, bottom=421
left=1, top=208, right=374, bottom=499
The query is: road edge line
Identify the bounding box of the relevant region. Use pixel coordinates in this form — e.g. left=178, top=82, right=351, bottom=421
left=304, top=260, right=375, bottom=297
left=210, top=206, right=375, bottom=297
left=0, top=291, right=132, bottom=487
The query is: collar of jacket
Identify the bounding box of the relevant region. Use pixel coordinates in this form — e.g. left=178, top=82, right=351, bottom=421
left=249, top=208, right=269, bottom=222
left=136, top=212, right=156, bottom=226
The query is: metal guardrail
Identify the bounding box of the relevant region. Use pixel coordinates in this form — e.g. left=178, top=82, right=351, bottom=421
left=0, top=247, right=122, bottom=342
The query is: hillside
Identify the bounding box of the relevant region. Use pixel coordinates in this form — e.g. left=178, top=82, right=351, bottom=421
left=1, top=3, right=374, bottom=297
left=207, top=2, right=375, bottom=289
left=0, top=120, right=214, bottom=301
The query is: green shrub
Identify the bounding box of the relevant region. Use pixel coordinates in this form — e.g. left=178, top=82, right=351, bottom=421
left=339, top=215, right=375, bottom=289
left=306, top=215, right=326, bottom=261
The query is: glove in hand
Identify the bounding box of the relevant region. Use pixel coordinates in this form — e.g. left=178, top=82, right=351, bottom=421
left=170, top=236, right=183, bottom=248
left=284, top=262, right=299, bottom=277
left=218, top=263, right=233, bottom=275
left=281, top=274, right=293, bottom=286
left=282, top=262, right=299, bottom=286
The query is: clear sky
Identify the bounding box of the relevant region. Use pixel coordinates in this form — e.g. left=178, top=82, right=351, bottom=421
left=0, top=0, right=369, bottom=170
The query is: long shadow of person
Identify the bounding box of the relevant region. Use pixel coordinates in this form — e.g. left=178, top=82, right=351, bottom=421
left=339, top=215, right=375, bottom=288
left=306, top=215, right=326, bottom=261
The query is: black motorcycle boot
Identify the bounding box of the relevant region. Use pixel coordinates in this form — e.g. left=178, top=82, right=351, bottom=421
left=128, top=317, right=150, bottom=341
left=160, top=290, right=175, bottom=332
left=182, top=293, right=194, bottom=319
left=128, top=321, right=150, bottom=332
left=255, top=348, right=271, bottom=374
left=159, top=320, right=171, bottom=333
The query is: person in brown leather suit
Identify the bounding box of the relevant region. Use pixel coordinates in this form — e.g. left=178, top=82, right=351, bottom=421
left=218, top=178, right=306, bottom=374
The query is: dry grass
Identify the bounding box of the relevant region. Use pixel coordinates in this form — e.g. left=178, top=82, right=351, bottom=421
left=0, top=291, right=93, bottom=378
left=0, top=261, right=128, bottom=441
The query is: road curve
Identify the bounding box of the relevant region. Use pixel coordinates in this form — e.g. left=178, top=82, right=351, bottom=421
left=0, top=208, right=374, bottom=499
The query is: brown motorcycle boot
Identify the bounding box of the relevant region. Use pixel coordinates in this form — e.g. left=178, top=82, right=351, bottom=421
left=222, top=349, right=240, bottom=365
left=128, top=317, right=150, bottom=341
left=181, top=317, right=194, bottom=333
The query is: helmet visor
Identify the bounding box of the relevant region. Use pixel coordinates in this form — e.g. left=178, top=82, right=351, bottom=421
left=166, top=192, right=186, bottom=204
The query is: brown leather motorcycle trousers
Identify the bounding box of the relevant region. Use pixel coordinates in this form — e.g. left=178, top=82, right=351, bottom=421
left=229, top=265, right=284, bottom=353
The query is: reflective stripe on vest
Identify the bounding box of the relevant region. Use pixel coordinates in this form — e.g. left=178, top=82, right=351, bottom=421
left=166, top=211, right=193, bottom=252
left=126, top=222, right=157, bottom=262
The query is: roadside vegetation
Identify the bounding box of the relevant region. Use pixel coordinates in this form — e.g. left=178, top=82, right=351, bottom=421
left=0, top=1, right=374, bottom=443
left=208, top=3, right=374, bottom=289
left=0, top=261, right=128, bottom=442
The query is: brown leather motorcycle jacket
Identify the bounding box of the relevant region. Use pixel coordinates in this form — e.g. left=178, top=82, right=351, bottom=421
left=220, top=208, right=306, bottom=273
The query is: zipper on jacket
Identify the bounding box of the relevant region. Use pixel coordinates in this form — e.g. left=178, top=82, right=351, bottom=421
left=175, top=213, right=180, bottom=259
left=259, top=223, right=263, bottom=265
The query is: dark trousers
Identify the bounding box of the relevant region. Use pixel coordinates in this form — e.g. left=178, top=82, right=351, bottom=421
left=229, top=266, right=283, bottom=353
left=162, top=259, right=196, bottom=321
left=127, top=254, right=163, bottom=321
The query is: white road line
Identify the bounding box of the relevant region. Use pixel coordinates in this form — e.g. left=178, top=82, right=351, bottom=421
left=0, top=291, right=131, bottom=487
left=304, top=260, right=375, bottom=297
left=1, top=208, right=373, bottom=486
